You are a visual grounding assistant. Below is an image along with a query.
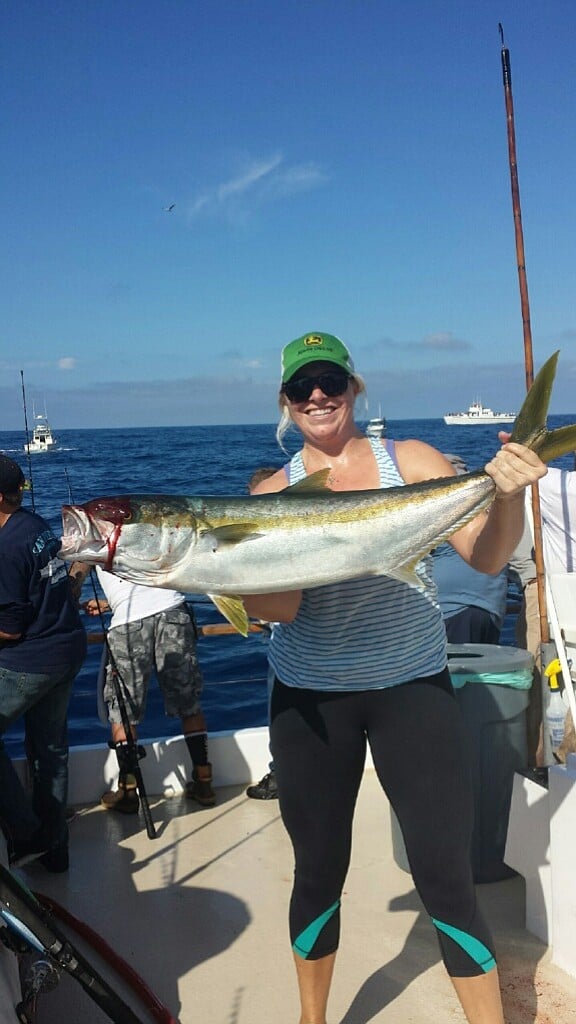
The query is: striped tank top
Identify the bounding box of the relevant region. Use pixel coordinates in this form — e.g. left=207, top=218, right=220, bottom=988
left=268, top=437, right=448, bottom=691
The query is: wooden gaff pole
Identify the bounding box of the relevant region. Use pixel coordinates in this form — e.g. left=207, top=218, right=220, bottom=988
left=499, top=23, right=549, bottom=646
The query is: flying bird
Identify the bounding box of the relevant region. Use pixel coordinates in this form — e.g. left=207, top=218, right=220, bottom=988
left=163, top=203, right=175, bottom=212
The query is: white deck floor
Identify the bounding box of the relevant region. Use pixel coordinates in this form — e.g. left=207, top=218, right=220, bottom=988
left=3, top=770, right=575, bottom=1024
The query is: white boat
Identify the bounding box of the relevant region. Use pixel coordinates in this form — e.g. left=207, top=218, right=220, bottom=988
left=3, top=631, right=576, bottom=1020
left=444, top=400, right=516, bottom=426
left=24, top=413, right=57, bottom=453
left=366, top=404, right=386, bottom=438
left=3, top=726, right=576, bottom=1023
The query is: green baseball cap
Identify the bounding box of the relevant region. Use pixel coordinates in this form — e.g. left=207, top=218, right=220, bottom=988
left=281, top=332, right=355, bottom=383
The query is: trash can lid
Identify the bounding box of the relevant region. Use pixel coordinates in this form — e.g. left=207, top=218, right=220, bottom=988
left=446, top=643, right=534, bottom=676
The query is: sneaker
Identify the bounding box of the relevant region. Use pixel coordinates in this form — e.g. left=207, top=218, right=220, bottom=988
left=9, top=829, right=50, bottom=868
left=246, top=770, right=278, bottom=800
left=186, top=764, right=216, bottom=806
left=101, top=775, right=140, bottom=815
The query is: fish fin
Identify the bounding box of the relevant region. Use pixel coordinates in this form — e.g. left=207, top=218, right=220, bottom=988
left=386, top=561, right=425, bottom=590
left=509, top=351, right=576, bottom=463
left=208, top=594, right=249, bottom=636
left=285, top=469, right=331, bottom=493
left=510, top=350, right=558, bottom=449
left=210, top=524, right=262, bottom=544
left=533, top=424, right=576, bottom=464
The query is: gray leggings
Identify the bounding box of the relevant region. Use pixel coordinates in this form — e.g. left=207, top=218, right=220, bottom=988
left=270, top=671, right=496, bottom=978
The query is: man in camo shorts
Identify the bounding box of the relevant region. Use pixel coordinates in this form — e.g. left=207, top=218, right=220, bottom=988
left=71, top=563, right=214, bottom=813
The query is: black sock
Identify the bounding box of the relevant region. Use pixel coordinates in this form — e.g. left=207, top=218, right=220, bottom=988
left=185, top=732, right=208, bottom=767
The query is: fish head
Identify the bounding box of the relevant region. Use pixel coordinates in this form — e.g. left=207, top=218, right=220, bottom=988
left=59, top=499, right=121, bottom=563
left=59, top=495, right=199, bottom=585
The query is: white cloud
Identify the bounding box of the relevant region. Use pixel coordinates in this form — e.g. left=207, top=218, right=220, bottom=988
left=420, top=332, right=470, bottom=352
left=217, top=153, right=283, bottom=202
left=368, top=332, right=471, bottom=356
left=222, top=349, right=263, bottom=371
left=188, top=152, right=327, bottom=220
left=58, top=357, right=76, bottom=370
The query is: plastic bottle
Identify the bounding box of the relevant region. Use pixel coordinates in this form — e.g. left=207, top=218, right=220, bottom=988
left=545, top=658, right=566, bottom=753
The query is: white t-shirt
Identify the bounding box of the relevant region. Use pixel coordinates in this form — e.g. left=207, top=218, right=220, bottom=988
left=539, top=468, right=576, bottom=575
left=95, top=567, right=185, bottom=628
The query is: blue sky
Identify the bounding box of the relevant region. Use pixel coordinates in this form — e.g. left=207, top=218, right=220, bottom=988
left=2, top=1, right=575, bottom=429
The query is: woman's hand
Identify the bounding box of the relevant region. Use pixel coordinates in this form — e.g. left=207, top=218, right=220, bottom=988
left=484, top=443, right=546, bottom=499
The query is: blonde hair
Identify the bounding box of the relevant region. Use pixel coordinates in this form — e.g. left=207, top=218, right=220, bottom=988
left=275, top=372, right=367, bottom=450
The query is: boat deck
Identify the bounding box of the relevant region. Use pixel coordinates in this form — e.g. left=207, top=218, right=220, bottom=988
left=7, top=771, right=576, bottom=1024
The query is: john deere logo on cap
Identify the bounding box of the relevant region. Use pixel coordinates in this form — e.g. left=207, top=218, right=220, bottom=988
left=304, top=335, right=324, bottom=347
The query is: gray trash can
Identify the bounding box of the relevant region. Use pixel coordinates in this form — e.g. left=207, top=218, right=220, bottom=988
left=391, top=644, right=534, bottom=884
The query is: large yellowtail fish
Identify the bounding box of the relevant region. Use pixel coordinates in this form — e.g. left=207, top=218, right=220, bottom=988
left=59, top=352, right=576, bottom=635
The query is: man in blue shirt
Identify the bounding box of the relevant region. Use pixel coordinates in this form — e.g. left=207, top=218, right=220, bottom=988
left=432, top=454, right=509, bottom=644
left=0, top=455, right=86, bottom=871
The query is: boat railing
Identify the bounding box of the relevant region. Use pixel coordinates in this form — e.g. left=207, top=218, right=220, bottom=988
left=85, top=621, right=270, bottom=645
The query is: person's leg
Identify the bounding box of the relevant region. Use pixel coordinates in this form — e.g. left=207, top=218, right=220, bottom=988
left=271, top=680, right=366, bottom=1024
left=181, top=710, right=209, bottom=763
left=368, top=673, right=504, bottom=1024
left=247, top=660, right=277, bottom=799
left=451, top=972, right=504, bottom=1024
left=183, top=709, right=215, bottom=806
left=102, top=621, right=150, bottom=813
left=293, top=953, right=336, bottom=1024
left=0, top=735, right=39, bottom=841
left=25, top=660, right=82, bottom=847
left=0, top=667, right=42, bottom=842
left=154, top=605, right=215, bottom=805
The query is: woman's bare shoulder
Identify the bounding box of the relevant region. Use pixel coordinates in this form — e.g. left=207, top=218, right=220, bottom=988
left=250, top=467, right=290, bottom=494
left=394, top=438, right=456, bottom=484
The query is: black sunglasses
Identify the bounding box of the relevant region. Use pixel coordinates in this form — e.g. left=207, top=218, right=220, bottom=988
left=282, top=371, right=352, bottom=403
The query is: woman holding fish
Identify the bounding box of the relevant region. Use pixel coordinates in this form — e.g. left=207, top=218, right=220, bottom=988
left=243, top=331, right=547, bottom=1024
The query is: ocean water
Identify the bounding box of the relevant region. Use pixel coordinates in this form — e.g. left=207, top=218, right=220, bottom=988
left=1, top=415, right=574, bottom=756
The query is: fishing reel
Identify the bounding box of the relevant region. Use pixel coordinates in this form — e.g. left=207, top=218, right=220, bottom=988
left=1, top=919, right=60, bottom=1023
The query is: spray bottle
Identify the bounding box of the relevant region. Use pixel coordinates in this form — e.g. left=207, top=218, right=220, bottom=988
left=544, top=658, right=566, bottom=754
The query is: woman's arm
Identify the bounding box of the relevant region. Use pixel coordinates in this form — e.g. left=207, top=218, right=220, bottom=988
left=395, top=436, right=546, bottom=575
left=451, top=443, right=546, bottom=572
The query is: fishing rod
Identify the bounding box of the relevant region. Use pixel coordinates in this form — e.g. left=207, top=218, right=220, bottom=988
left=35, top=889, right=178, bottom=1022
left=64, top=470, right=157, bottom=840
left=20, top=371, right=35, bottom=512
left=0, top=862, right=153, bottom=1023
left=498, top=23, right=550, bottom=649
left=85, top=578, right=158, bottom=840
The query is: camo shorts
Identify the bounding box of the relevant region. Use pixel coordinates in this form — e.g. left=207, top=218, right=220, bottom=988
left=103, top=604, right=203, bottom=725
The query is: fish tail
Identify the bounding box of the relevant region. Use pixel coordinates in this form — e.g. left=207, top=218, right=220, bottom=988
left=534, top=424, right=576, bottom=464
left=510, top=350, right=576, bottom=463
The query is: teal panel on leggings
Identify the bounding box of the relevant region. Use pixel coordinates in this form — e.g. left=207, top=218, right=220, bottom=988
left=293, top=900, right=341, bottom=959
left=432, top=917, right=496, bottom=973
